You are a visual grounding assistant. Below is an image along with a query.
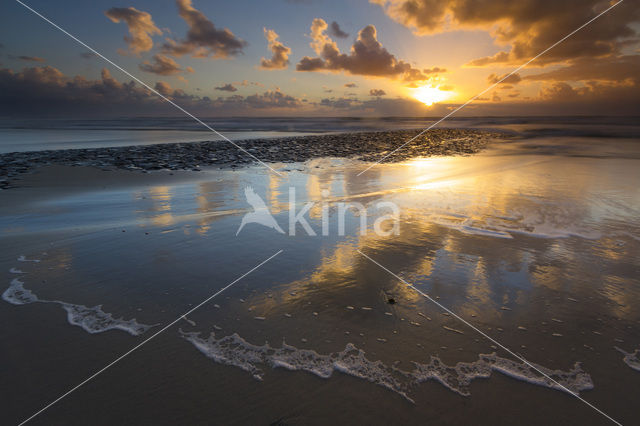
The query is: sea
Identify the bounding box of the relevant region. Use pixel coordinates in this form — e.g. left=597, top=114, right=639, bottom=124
left=0, top=115, right=638, bottom=153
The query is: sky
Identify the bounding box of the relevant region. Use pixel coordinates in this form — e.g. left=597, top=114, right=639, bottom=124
left=0, top=0, right=638, bottom=117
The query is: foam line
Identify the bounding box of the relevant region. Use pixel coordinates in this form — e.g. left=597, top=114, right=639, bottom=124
left=2, top=278, right=152, bottom=336
left=181, top=331, right=594, bottom=401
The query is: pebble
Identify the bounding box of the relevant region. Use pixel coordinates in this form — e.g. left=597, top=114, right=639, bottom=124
left=0, top=129, right=507, bottom=190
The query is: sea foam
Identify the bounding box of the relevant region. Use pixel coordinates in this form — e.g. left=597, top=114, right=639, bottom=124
left=2, top=279, right=39, bottom=305
left=181, top=331, right=593, bottom=401
left=2, top=278, right=152, bottom=336
left=615, top=347, right=640, bottom=372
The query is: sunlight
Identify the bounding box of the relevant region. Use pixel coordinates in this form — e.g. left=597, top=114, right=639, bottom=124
left=412, top=85, right=452, bottom=106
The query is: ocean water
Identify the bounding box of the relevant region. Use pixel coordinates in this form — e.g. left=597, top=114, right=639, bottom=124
left=0, top=115, right=638, bottom=153
left=0, top=120, right=639, bottom=424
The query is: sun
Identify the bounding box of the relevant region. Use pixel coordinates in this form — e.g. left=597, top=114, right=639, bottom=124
left=412, top=85, right=452, bottom=106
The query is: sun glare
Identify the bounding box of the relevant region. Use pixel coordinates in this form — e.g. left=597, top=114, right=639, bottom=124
left=412, top=85, right=452, bottom=106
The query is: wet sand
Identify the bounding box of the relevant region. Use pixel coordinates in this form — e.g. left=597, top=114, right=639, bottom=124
left=1, top=134, right=639, bottom=425
left=0, top=128, right=507, bottom=189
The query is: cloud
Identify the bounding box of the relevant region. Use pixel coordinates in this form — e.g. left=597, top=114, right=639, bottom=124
left=162, top=0, right=247, bottom=59
left=320, top=97, right=359, bottom=108
left=215, top=83, right=238, bottom=92
left=9, top=55, right=45, bottom=62
left=296, top=18, right=437, bottom=82
left=139, top=54, right=194, bottom=75
left=344, top=82, right=357, bottom=88
left=373, top=0, right=640, bottom=66
left=260, top=28, right=291, bottom=69
left=105, top=7, right=161, bottom=54
left=424, top=66, right=446, bottom=74
left=524, top=55, right=640, bottom=82
left=80, top=52, right=97, bottom=59
left=328, top=21, right=349, bottom=38
left=487, top=72, right=522, bottom=84
left=369, top=89, right=386, bottom=96
left=244, top=89, right=301, bottom=108
left=466, top=51, right=510, bottom=67
left=236, top=79, right=263, bottom=87
left=0, top=65, right=161, bottom=116
left=0, top=65, right=306, bottom=116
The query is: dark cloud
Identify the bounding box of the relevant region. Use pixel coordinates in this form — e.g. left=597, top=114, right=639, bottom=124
left=105, top=7, right=161, bottom=54
left=329, top=21, right=349, bottom=38
left=260, top=28, right=291, bottom=69
left=0, top=65, right=303, bottom=116
left=9, top=55, right=46, bottom=63
left=524, top=55, right=640, bottom=82
left=162, top=0, right=247, bottom=59
left=244, top=89, right=301, bottom=108
left=296, top=19, right=438, bottom=82
left=344, top=82, right=357, bottom=88
left=320, top=97, right=359, bottom=108
left=373, top=0, right=640, bottom=66
left=487, top=72, right=522, bottom=84
left=369, top=89, right=386, bottom=96
left=215, top=83, right=238, bottom=92
left=0, top=66, right=160, bottom=116
left=139, top=54, right=194, bottom=75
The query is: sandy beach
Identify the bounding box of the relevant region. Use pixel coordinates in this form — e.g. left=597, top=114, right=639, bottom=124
left=1, top=124, right=639, bottom=425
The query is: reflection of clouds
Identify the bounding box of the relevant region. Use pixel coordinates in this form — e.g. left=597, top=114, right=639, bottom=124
left=133, top=185, right=176, bottom=227
left=268, top=173, right=286, bottom=214
left=148, top=186, right=175, bottom=227
left=195, top=178, right=238, bottom=235
left=241, top=152, right=640, bottom=325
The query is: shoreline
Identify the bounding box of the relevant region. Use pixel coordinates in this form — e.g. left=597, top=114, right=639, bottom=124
left=0, top=128, right=508, bottom=189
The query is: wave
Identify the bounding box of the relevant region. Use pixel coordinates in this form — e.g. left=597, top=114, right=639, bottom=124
left=181, top=331, right=593, bottom=402
left=2, top=278, right=153, bottom=336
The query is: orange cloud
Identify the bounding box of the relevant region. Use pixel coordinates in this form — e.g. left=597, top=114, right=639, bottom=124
left=105, top=7, right=161, bottom=54
left=260, top=29, right=291, bottom=70
left=139, top=54, right=194, bottom=75
left=373, top=0, right=640, bottom=66
left=296, top=18, right=442, bottom=82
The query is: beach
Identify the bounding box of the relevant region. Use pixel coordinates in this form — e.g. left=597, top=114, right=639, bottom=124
left=1, top=121, right=639, bottom=425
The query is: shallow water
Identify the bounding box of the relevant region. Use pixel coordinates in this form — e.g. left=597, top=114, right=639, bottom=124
left=1, top=134, right=639, bottom=424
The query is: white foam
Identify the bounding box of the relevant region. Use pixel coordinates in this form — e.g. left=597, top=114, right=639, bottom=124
left=9, top=268, right=24, bottom=274
left=181, top=331, right=414, bottom=400
left=181, top=331, right=593, bottom=401
left=2, top=279, right=39, bottom=305
left=615, top=347, right=640, bottom=372
left=60, top=303, right=154, bottom=336
left=17, top=255, right=40, bottom=262
left=2, top=279, right=153, bottom=336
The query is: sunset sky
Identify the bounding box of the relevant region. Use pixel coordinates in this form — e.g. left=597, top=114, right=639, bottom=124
left=0, top=0, right=638, bottom=117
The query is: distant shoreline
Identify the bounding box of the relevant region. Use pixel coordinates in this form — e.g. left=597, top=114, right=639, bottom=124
left=0, top=128, right=508, bottom=190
